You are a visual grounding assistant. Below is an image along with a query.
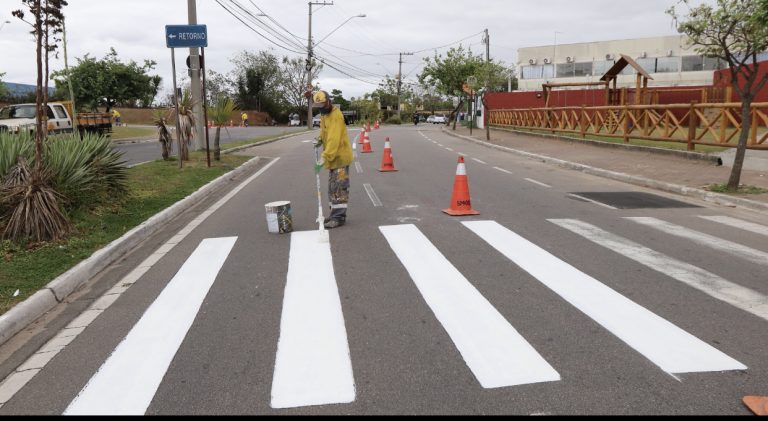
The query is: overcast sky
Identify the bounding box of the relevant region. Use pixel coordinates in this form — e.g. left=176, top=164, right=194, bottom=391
left=0, top=0, right=715, bottom=100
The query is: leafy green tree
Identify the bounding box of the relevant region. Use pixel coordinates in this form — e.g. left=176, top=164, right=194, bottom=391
left=330, top=89, right=350, bottom=110
left=230, top=50, right=284, bottom=118
left=51, top=48, right=160, bottom=111
left=0, top=72, right=8, bottom=99
left=418, top=45, right=486, bottom=128
left=209, top=96, right=237, bottom=161
left=279, top=56, right=321, bottom=120
left=669, top=0, right=768, bottom=190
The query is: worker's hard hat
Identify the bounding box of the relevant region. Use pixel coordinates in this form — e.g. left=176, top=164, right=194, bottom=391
left=312, top=90, right=330, bottom=108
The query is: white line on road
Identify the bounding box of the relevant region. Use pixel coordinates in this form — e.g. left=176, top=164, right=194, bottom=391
left=270, top=231, right=355, bottom=409
left=437, top=144, right=444, bottom=147
left=64, top=238, right=238, bottom=415
left=626, top=217, right=768, bottom=266
left=550, top=219, right=768, bottom=322
left=465, top=221, right=745, bottom=375
left=354, top=162, right=363, bottom=174
left=525, top=178, right=552, bottom=188
left=698, top=215, right=768, bottom=237
left=472, top=158, right=487, bottom=165
left=493, top=167, right=513, bottom=175
left=445, top=147, right=454, bottom=151
left=567, top=194, right=617, bottom=210
left=379, top=224, right=561, bottom=389
left=363, top=183, right=383, bottom=207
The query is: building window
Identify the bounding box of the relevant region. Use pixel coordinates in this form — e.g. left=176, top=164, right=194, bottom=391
left=656, top=57, right=680, bottom=73
left=556, top=62, right=575, bottom=78
left=635, top=58, right=657, bottom=74
left=521, top=64, right=554, bottom=80
left=682, top=55, right=704, bottom=72
left=574, top=62, right=593, bottom=77
left=592, top=60, right=614, bottom=77
left=702, top=56, right=724, bottom=71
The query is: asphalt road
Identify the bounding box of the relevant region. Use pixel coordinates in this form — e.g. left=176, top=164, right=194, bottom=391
left=115, top=126, right=309, bottom=166
left=1, top=124, right=767, bottom=415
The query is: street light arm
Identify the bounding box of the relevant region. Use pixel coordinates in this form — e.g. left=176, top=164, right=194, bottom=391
left=314, top=14, right=365, bottom=47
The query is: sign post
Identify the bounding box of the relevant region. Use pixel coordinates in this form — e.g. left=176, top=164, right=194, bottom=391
left=165, top=24, right=209, bottom=169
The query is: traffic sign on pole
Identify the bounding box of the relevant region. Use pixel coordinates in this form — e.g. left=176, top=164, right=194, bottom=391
left=165, top=25, right=208, bottom=48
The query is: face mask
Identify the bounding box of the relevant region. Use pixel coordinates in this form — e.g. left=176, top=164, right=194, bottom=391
left=319, top=105, right=332, bottom=115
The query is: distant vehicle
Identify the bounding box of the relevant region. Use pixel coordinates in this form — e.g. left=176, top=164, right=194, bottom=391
left=312, top=115, right=321, bottom=127
left=426, top=115, right=436, bottom=124
left=0, top=101, right=112, bottom=136
left=432, top=114, right=448, bottom=124
left=289, top=113, right=301, bottom=127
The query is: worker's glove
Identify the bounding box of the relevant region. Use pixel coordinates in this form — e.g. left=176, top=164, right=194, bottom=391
left=314, top=157, right=325, bottom=174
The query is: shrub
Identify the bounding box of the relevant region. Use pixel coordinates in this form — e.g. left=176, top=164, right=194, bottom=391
left=385, top=115, right=402, bottom=125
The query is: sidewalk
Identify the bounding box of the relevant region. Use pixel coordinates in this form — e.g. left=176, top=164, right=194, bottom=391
left=446, top=126, right=768, bottom=207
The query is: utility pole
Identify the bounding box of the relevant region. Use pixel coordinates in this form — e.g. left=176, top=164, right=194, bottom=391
left=62, top=17, right=77, bottom=135
left=484, top=28, right=490, bottom=62
left=188, top=0, right=205, bottom=150
left=307, top=1, right=334, bottom=129
left=397, top=52, right=413, bottom=119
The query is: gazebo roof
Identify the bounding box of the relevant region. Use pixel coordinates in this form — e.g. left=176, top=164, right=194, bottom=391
left=600, top=53, right=654, bottom=81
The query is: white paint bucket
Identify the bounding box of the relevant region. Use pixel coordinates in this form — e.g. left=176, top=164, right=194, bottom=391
left=265, top=201, right=293, bottom=234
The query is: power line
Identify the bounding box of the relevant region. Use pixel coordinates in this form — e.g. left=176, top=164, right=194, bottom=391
left=216, top=0, right=306, bottom=55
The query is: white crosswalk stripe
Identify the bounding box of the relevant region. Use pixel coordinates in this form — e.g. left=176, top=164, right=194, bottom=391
left=626, top=217, right=768, bottom=266
left=65, top=237, right=238, bottom=415
left=380, top=224, right=561, bottom=389
left=551, top=219, right=768, bottom=322
left=464, top=220, right=746, bottom=375
left=699, top=215, right=768, bottom=237
left=270, top=231, right=355, bottom=409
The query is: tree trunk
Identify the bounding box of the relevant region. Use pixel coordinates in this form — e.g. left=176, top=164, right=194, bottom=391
left=451, top=98, right=464, bottom=131
left=33, top=0, right=44, bottom=178
left=160, top=131, right=169, bottom=160
left=726, top=99, right=753, bottom=190
left=214, top=126, right=221, bottom=161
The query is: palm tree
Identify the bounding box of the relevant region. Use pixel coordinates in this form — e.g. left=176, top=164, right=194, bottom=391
left=209, top=96, right=237, bottom=161
left=152, top=109, right=172, bottom=161
left=173, top=89, right=196, bottom=161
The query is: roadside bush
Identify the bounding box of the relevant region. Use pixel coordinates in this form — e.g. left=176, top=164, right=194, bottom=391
left=385, top=115, right=402, bottom=125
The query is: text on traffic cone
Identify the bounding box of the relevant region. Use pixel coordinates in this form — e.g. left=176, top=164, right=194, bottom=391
left=443, top=156, right=480, bottom=216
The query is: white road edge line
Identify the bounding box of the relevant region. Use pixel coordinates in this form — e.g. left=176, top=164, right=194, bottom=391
left=567, top=194, right=618, bottom=210
left=270, top=231, right=355, bottom=409
left=363, top=183, right=383, bottom=207
left=472, top=158, right=487, bottom=165
left=0, top=158, right=281, bottom=408
left=65, top=238, right=238, bottom=415
left=550, top=218, right=768, bottom=323
left=465, top=221, right=745, bottom=375
left=379, top=224, right=561, bottom=388
left=493, top=167, right=513, bottom=175
left=525, top=178, right=552, bottom=188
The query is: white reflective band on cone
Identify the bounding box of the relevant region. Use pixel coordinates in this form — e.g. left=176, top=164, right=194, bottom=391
left=456, top=164, right=467, bottom=176
left=384, top=142, right=391, bottom=149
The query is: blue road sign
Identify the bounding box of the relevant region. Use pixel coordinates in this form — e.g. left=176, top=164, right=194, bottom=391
left=165, top=25, right=208, bottom=48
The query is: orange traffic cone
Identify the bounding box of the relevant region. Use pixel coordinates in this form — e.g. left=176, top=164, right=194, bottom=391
left=379, top=137, right=397, bottom=172
left=361, top=130, right=373, bottom=154
left=743, top=396, right=768, bottom=415
left=374, top=120, right=380, bottom=130
left=443, top=156, right=480, bottom=216
left=358, top=128, right=366, bottom=145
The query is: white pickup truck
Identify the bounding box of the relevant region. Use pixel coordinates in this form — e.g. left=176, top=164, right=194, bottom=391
left=0, top=101, right=112, bottom=136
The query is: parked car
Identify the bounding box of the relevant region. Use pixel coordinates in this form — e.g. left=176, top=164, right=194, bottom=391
left=312, top=115, right=321, bottom=127
left=0, top=101, right=112, bottom=136
left=426, top=115, right=436, bottom=124
left=288, top=113, right=301, bottom=127
left=432, top=114, right=448, bottom=124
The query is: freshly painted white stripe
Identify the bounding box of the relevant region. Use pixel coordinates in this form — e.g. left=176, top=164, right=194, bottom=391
left=551, top=219, right=768, bottom=322
left=437, top=143, right=444, bottom=147
left=271, top=231, right=355, bottom=409
left=302, top=140, right=313, bottom=143
left=627, top=217, right=768, bottom=266
left=446, top=147, right=454, bottom=151
left=379, top=224, right=561, bottom=388
left=363, top=183, right=383, bottom=207
left=465, top=221, right=745, bottom=374
left=354, top=161, right=363, bottom=174
left=493, top=167, right=513, bottom=175
left=568, top=194, right=618, bottom=210
left=699, top=216, right=768, bottom=238
left=525, top=178, right=552, bottom=188
left=330, top=204, right=349, bottom=209
left=472, top=158, right=487, bottom=165
left=65, top=238, right=238, bottom=415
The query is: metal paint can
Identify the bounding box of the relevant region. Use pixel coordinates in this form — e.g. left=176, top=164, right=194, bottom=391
left=265, top=201, right=293, bottom=234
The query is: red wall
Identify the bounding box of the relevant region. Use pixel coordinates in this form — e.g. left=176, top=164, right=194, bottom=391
left=714, top=61, right=768, bottom=102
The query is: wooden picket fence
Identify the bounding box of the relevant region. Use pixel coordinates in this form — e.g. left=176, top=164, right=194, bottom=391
left=489, top=102, right=768, bottom=150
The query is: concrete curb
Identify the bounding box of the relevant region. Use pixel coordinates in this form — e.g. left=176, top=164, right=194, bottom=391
left=442, top=128, right=768, bottom=214
left=0, top=130, right=307, bottom=347
left=489, top=126, right=724, bottom=165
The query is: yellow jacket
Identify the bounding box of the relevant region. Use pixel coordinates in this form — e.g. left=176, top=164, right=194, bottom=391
left=319, top=107, right=353, bottom=170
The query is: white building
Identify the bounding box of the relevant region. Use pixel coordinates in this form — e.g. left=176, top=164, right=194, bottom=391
left=517, top=35, right=725, bottom=92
